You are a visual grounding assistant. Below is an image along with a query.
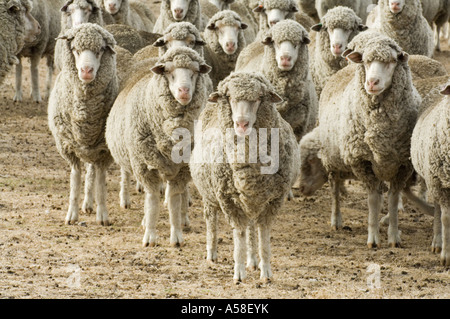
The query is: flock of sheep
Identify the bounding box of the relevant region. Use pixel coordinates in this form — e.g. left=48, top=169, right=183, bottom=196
left=0, top=0, right=449, bottom=284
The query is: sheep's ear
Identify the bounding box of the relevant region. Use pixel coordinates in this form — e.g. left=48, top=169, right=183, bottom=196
left=262, top=36, right=273, bottom=45
left=253, top=4, right=264, bottom=13
left=303, top=36, right=311, bottom=45
left=105, top=45, right=116, bottom=55
left=56, top=35, right=73, bottom=41
left=61, top=0, right=73, bottom=12
left=153, top=37, right=167, bottom=47
left=269, top=91, right=283, bottom=104
left=208, top=92, right=220, bottom=103
left=7, top=0, right=20, bottom=12
left=398, top=51, right=409, bottom=63
left=291, top=6, right=298, bottom=13
left=151, top=64, right=165, bottom=75
left=240, top=23, right=248, bottom=30
left=358, top=24, right=368, bottom=31
left=207, top=22, right=216, bottom=30
left=195, top=39, right=206, bottom=46
left=89, top=0, right=100, bottom=13
left=440, top=84, right=450, bottom=95
left=343, top=49, right=363, bottom=63
left=311, top=23, right=322, bottom=32
left=199, top=63, right=212, bottom=74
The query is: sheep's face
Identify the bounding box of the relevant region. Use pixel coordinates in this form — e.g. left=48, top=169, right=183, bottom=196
left=62, top=0, right=96, bottom=27
left=72, top=45, right=106, bottom=83
left=273, top=40, right=299, bottom=71
left=298, top=152, right=327, bottom=197
left=7, top=0, right=41, bottom=43
left=327, top=28, right=352, bottom=57
left=207, top=19, right=247, bottom=55
left=151, top=60, right=211, bottom=105
left=265, top=8, right=290, bottom=28
left=388, top=0, right=405, bottom=14
left=154, top=33, right=204, bottom=51
left=169, top=0, right=192, bottom=21
left=229, top=99, right=261, bottom=136
left=343, top=47, right=409, bottom=96
left=103, top=0, right=122, bottom=14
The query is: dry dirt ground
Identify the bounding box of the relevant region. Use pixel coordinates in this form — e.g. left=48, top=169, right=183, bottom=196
left=0, top=4, right=449, bottom=299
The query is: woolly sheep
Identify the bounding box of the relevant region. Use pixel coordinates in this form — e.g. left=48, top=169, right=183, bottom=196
left=0, top=0, right=40, bottom=86
left=315, top=0, right=376, bottom=23
left=408, top=54, right=448, bottom=80
left=105, top=47, right=211, bottom=247
left=190, top=72, right=300, bottom=283
left=237, top=20, right=317, bottom=142
left=309, top=6, right=368, bottom=97
left=297, top=0, right=319, bottom=22
left=55, top=0, right=104, bottom=72
left=104, top=24, right=161, bottom=54
left=370, top=0, right=435, bottom=57
left=48, top=23, right=119, bottom=226
left=14, top=0, right=63, bottom=103
left=203, top=10, right=248, bottom=88
left=98, top=0, right=155, bottom=32
left=420, top=0, right=449, bottom=51
left=411, top=81, right=450, bottom=266
left=300, top=31, right=421, bottom=247
left=153, top=0, right=205, bottom=34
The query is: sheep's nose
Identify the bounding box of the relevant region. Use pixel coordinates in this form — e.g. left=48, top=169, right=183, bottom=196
left=236, top=120, right=249, bottom=132
left=80, top=66, right=94, bottom=80
left=280, top=55, right=292, bottom=67
left=178, top=86, right=190, bottom=98
left=108, top=3, right=116, bottom=10
left=367, top=78, right=380, bottom=88
left=225, top=41, right=236, bottom=52
left=174, top=8, right=184, bottom=18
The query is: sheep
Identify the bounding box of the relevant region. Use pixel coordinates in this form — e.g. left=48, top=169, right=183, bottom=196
left=203, top=10, right=248, bottom=88
left=48, top=23, right=119, bottom=226
left=0, top=0, right=41, bottom=86
left=413, top=74, right=450, bottom=99
left=298, top=0, right=319, bottom=22
left=370, top=0, right=435, bottom=58
left=153, top=0, right=205, bottom=34
left=200, top=0, right=258, bottom=44
left=105, top=47, right=211, bottom=247
left=189, top=71, right=300, bottom=283
left=299, top=31, right=421, bottom=248
left=315, top=0, right=376, bottom=23
left=104, top=24, right=161, bottom=54
left=14, top=0, right=63, bottom=103
left=309, top=6, right=368, bottom=97
left=98, top=0, right=155, bottom=32
left=420, top=0, right=450, bottom=51
left=408, top=54, right=448, bottom=80
left=55, top=0, right=104, bottom=72
left=411, top=81, right=450, bottom=266
left=236, top=20, right=317, bottom=142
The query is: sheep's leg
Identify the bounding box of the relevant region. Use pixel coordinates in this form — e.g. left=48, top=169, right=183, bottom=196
left=65, top=161, right=81, bottom=225
left=367, top=188, right=382, bottom=248
left=45, top=56, right=54, bottom=100
left=142, top=188, right=160, bottom=247
left=440, top=201, right=450, bottom=267
left=258, top=222, right=272, bottom=283
left=329, top=174, right=342, bottom=230
left=435, top=24, right=441, bottom=52
left=82, top=163, right=95, bottom=214
left=30, top=54, right=42, bottom=103
left=94, top=165, right=109, bottom=226
left=120, top=168, right=131, bottom=209
left=387, top=186, right=401, bottom=248
left=13, top=58, right=23, bottom=102
left=181, top=186, right=190, bottom=230
left=166, top=181, right=184, bottom=247
left=136, top=181, right=144, bottom=193
left=431, top=203, right=442, bottom=253
left=246, top=221, right=258, bottom=271
left=205, top=204, right=218, bottom=264
left=233, top=227, right=247, bottom=284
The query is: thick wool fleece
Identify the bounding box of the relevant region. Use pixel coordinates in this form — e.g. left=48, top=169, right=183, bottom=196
left=261, top=20, right=318, bottom=141
left=156, top=22, right=205, bottom=57
left=309, top=6, right=367, bottom=97
left=106, top=47, right=209, bottom=192
left=100, top=0, right=155, bottom=32
left=190, top=72, right=300, bottom=227
left=256, top=0, right=298, bottom=37
left=0, top=0, right=31, bottom=85
left=203, top=10, right=247, bottom=88
left=374, top=0, right=434, bottom=57
left=153, top=0, right=204, bottom=34
left=48, top=23, right=118, bottom=167
left=319, top=32, right=420, bottom=188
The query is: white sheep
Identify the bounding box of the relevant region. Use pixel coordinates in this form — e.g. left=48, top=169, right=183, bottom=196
left=14, top=0, right=63, bottom=103
left=105, top=47, right=211, bottom=247
left=297, top=0, right=319, bottom=22
left=315, top=0, right=376, bottom=23
left=48, top=23, right=119, bottom=226
left=0, top=0, right=41, bottom=86
left=299, top=31, right=421, bottom=248
left=153, top=0, right=206, bottom=34
left=190, top=72, right=300, bottom=283
left=309, top=6, right=368, bottom=97
left=420, top=0, right=450, bottom=51
left=411, top=81, right=450, bottom=267
left=98, top=0, right=156, bottom=32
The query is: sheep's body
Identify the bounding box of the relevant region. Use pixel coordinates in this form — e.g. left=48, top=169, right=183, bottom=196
left=413, top=75, right=450, bottom=100
left=315, top=0, right=375, bottom=23
left=104, top=24, right=161, bottom=54
left=371, top=0, right=435, bottom=57
left=190, top=72, right=300, bottom=282
left=411, top=81, right=450, bottom=266
left=105, top=47, right=210, bottom=247
left=14, top=0, right=63, bottom=103
left=153, top=0, right=205, bottom=33
left=420, top=0, right=450, bottom=51
left=237, top=20, right=318, bottom=141
left=306, top=32, right=420, bottom=246
left=48, top=23, right=119, bottom=226
left=298, top=0, right=319, bottom=22
left=0, top=0, right=40, bottom=86
left=309, top=6, right=367, bottom=97
left=408, top=54, right=448, bottom=80
left=99, top=0, right=155, bottom=32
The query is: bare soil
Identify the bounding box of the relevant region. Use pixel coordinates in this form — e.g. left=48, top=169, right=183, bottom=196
left=0, top=6, right=449, bottom=299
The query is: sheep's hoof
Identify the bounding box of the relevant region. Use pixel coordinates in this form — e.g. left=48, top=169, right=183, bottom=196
left=246, top=265, right=257, bottom=272
left=82, top=207, right=93, bottom=214
left=367, top=242, right=378, bottom=249
left=431, top=246, right=442, bottom=254
left=206, top=259, right=217, bottom=266
left=120, top=204, right=131, bottom=210
left=143, top=241, right=157, bottom=248
left=65, top=220, right=77, bottom=225
left=389, top=242, right=401, bottom=248
left=171, top=241, right=184, bottom=248
left=97, top=220, right=110, bottom=226
left=261, top=277, right=271, bottom=284
left=233, top=279, right=243, bottom=285
left=331, top=225, right=341, bottom=231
